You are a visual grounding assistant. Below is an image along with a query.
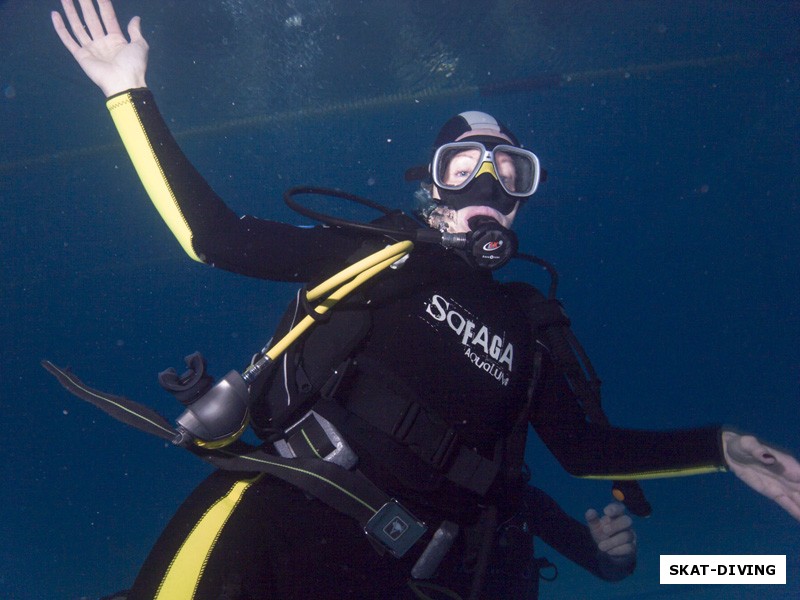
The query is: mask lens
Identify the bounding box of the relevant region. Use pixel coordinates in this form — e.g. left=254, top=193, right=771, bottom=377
left=433, top=143, right=484, bottom=191
left=492, top=145, right=540, bottom=197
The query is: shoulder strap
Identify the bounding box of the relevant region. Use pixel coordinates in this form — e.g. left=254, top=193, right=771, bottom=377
left=503, top=282, right=605, bottom=420
left=502, top=281, right=652, bottom=517
left=249, top=290, right=372, bottom=438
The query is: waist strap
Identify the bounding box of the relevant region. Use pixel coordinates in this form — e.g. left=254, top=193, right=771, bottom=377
left=41, top=360, right=427, bottom=558
left=322, top=364, right=501, bottom=496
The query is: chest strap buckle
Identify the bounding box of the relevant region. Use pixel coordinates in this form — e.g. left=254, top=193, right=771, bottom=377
left=364, top=499, right=428, bottom=558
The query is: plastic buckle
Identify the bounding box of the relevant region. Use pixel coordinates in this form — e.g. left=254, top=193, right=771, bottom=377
left=364, top=500, right=427, bottom=558
left=274, top=410, right=358, bottom=470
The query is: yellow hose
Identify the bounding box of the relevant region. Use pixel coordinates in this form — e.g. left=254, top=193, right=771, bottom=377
left=260, top=240, right=413, bottom=362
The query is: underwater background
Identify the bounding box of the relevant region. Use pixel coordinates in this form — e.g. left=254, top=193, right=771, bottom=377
left=1, top=1, right=798, bottom=598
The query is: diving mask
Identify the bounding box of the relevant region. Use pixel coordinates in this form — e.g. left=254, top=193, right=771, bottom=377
left=432, top=141, right=541, bottom=200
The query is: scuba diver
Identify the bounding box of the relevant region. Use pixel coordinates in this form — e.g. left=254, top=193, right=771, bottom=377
left=49, top=1, right=800, bottom=598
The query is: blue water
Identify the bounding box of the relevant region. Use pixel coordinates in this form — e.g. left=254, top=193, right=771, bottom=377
left=1, top=1, right=798, bottom=598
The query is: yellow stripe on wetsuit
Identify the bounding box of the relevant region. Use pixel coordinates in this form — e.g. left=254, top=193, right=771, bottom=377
left=154, top=475, right=262, bottom=600
left=106, top=92, right=202, bottom=262
left=580, top=463, right=727, bottom=481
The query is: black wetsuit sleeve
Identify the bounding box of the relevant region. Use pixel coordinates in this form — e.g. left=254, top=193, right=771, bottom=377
left=105, top=88, right=362, bottom=281
left=530, top=353, right=726, bottom=479
left=526, top=486, right=634, bottom=582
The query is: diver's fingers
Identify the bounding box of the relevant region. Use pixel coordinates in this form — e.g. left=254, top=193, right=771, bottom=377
left=76, top=0, right=106, bottom=40
left=603, top=502, right=627, bottom=519
left=127, top=16, right=145, bottom=44
left=60, top=0, right=92, bottom=46
left=587, top=502, right=635, bottom=554
left=599, top=505, right=636, bottom=556
left=602, top=511, right=633, bottom=538
left=774, top=491, right=800, bottom=523
left=97, top=0, right=123, bottom=37
left=585, top=507, right=605, bottom=546
left=51, top=10, right=83, bottom=57
left=598, top=528, right=637, bottom=556
left=740, top=435, right=777, bottom=465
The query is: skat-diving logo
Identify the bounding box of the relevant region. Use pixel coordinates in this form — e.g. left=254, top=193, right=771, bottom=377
left=424, top=294, right=513, bottom=386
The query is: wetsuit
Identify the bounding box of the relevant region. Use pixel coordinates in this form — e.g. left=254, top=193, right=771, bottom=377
left=106, top=89, right=725, bottom=599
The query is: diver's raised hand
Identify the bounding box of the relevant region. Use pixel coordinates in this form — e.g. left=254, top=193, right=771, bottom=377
left=722, top=430, right=800, bottom=522
left=52, top=0, right=148, bottom=97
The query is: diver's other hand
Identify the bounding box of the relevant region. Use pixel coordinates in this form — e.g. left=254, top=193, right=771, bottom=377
left=722, top=430, right=800, bottom=523
left=586, top=502, right=637, bottom=561
left=586, top=502, right=636, bottom=581
left=52, top=0, right=148, bottom=97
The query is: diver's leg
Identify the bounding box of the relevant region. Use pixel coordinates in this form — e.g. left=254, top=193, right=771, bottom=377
left=127, top=470, right=274, bottom=599
left=240, top=476, right=420, bottom=598
left=126, top=469, right=418, bottom=599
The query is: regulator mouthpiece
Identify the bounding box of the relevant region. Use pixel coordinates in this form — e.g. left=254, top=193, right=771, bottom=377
left=414, top=218, right=516, bottom=270
left=464, top=216, right=518, bottom=270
